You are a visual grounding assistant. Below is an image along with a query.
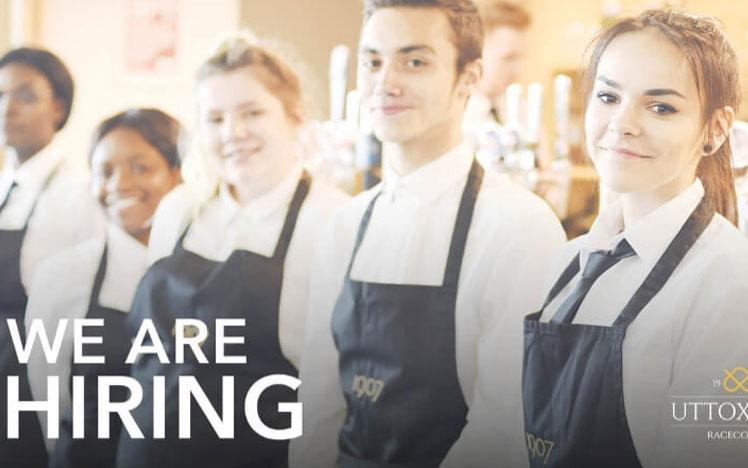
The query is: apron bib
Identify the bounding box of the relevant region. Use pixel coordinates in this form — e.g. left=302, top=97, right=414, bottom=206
left=522, top=197, right=713, bottom=468
left=117, top=172, right=310, bottom=468
left=1, top=170, right=59, bottom=467
left=331, top=160, right=483, bottom=468
left=51, top=243, right=132, bottom=468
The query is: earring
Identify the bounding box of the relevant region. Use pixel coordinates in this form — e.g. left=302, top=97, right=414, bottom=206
left=703, top=136, right=713, bottom=155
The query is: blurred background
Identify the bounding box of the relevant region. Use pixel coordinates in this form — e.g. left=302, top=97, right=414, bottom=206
left=1, top=0, right=747, bottom=236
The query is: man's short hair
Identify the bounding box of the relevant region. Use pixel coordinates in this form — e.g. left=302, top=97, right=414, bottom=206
left=480, top=1, right=531, bottom=32
left=363, top=0, right=484, bottom=73
left=0, top=47, right=75, bottom=131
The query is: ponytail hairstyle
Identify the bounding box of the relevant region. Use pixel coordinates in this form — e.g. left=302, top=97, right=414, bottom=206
left=583, top=9, right=741, bottom=224
left=181, top=30, right=306, bottom=210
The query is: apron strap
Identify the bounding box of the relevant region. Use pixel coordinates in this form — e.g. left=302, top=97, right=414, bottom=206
left=272, top=169, right=312, bottom=260
left=442, top=159, right=484, bottom=289
left=344, top=189, right=383, bottom=279
left=22, top=162, right=62, bottom=231
left=539, top=197, right=712, bottom=327
left=87, top=242, right=109, bottom=310
left=344, top=157, right=483, bottom=286
left=0, top=161, right=63, bottom=230
left=613, top=197, right=713, bottom=327
left=174, top=220, right=191, bottom=252
left=174, top=170, right=312, bottom=259
left=540, top=253, right=581, bottom=310
left=0, top=181, right=18, bottom=215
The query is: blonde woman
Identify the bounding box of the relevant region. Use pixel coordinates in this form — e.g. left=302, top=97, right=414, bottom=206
left=116, top=34, right=348, bottom=468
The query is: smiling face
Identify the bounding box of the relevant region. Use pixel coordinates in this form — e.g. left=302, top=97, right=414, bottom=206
left=197, top=67, right=299, bottom=200
left=91, top=127, right=180, bottom=244
left=357, top=7, right=475, bottom=149
left=0, top=63, right=63, bottom=161
left=585, top=30, right=707, bottom=200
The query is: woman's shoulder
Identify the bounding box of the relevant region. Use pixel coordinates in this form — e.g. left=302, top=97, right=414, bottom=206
left=148, top=184, right=195, bottom=264
left=304, top=176, right=351, bottom=219
left=25, top=236, right=106, bottom=324
left=156, top=183, right=196, bottom=214
left=697, top=214, right=748, bottom=272
left=34, top=236, right=106, bottom=283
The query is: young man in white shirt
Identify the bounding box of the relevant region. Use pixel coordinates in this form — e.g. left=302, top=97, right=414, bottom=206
left=291, top=1, right=565, bottom=467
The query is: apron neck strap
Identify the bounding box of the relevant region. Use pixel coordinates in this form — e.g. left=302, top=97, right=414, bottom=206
left=345, top=190, right=383, bottom=279
left=272, top=169, right=311, bottom=260
left=175, top=220, right=191, bottom=251
left=540, top=196, right=714, bottom=327
left=540, top=253, right=581, bottom=310
left=88, top=241, right=109, bottom=308
left=11, top=161, right=62, bottom=229
left=442, top=159, right=483, bottom=289
left=174, top=170, right=312, bottom=260
left=344, top=157, right=483, bottom=288
left=613, top=197, right=713, bottom=327
left=0, top=181, right=18, bottom=215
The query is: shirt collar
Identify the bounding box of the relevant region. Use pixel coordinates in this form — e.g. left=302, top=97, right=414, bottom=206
left=580, top=178, right=705, bottom=269
left=465, top=93, right=494, bottom=118
left=5, top=141, right=65, bottom=192
left=107, top=222, right=147, bottom=258
left=381, top=141, right=473, bottom=205
left=217, top=164, right=303, bottom=224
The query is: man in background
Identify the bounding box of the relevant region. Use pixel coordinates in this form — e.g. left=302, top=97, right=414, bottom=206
left=468, top=1, right=531, bottom=123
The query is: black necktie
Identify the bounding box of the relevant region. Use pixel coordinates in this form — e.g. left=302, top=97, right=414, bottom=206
left=551, top=239, right=636, bottom=324
left=0, top=180, right=17, bottom=214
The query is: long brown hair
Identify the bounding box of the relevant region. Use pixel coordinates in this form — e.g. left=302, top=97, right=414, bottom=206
left=583, top=9, right=741, bottom=225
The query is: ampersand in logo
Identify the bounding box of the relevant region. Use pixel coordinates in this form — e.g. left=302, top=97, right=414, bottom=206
left=723, top=367, right=748, bottom=394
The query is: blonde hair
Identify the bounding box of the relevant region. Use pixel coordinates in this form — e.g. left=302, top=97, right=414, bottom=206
left=181, top=31, right=306, bottom=211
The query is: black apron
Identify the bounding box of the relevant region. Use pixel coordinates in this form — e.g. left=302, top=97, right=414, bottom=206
left=331, top=159, right=483, bottom=468
left=522, top=197, right=713, bottom=468
left=51, top=243, right=133, bottom=468
left=116, top=172, right=310, bottom=468
left=1, top=172, right=58, bottom=468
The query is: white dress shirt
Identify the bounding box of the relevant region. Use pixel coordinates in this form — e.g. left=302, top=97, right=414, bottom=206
left=290, top=141, right=566, bottom=468
left=736, top=173, right=748, bottom=235
left=25, top=223, right=148, bottom=449
left=0, top=141, right=106, bottom=290
left=148, top=165, right=349, bottom=369
left=538, top=179, right=748, bottom=468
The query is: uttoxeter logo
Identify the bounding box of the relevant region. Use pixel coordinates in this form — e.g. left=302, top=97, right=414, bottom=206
left=668, top=365, right=748, bottom=443
left=723, top=367, right=748, bottom=394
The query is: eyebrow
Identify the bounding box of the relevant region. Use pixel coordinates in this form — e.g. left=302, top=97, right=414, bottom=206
left=0, top=82, right=33, bottom=93
left=597, top=76, right=686, bottom=99
left=235, top=100, right=260, bottom=109
left=360, top=44, right=437, bottom=55
left=204, top=101, right=259, bottom=114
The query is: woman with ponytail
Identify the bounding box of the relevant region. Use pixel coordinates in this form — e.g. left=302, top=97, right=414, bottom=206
left=116, top=33, right=348, bottom=468
left=522, top=9, right=748, bottom=468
